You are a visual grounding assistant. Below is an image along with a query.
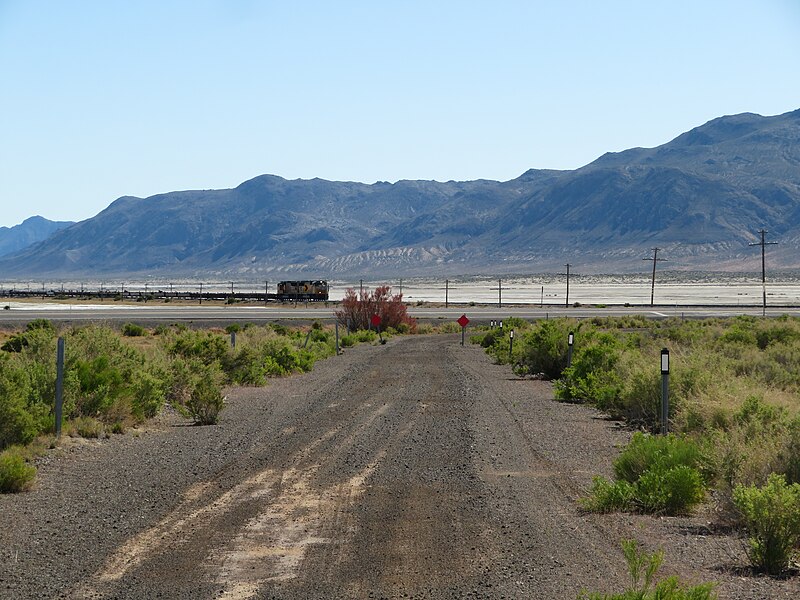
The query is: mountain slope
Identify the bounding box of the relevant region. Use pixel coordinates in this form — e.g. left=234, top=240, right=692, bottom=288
left=1, top=109, right=799, bottom=277
left=0, top=216, right=74, bottom=258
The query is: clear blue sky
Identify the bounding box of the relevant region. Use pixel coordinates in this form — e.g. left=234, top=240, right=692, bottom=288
left=1, top=0, right=799, bottom=228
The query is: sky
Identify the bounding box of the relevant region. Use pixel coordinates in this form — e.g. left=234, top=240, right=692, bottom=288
left=1, top=1, right=799, bottom=228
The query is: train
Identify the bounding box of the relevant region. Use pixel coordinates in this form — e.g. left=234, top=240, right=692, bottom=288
left=276, top=280, right=329, bottom=302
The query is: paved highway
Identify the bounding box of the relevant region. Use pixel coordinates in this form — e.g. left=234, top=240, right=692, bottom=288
left=1, top=301, right=798, bottom=324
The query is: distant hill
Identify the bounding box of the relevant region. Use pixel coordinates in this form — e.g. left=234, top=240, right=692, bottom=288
left=1, top=109, right=798, bottom=278
left=0, top=216, right=74, bottom=258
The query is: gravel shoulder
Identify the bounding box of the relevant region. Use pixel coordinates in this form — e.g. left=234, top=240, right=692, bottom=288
left=0, top=335, right=797, bottom=599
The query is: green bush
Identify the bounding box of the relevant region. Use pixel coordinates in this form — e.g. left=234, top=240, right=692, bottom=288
left=613, top=433, right=707, bottom=484
left=583, top=434, right=707, bottom=516
left=581, top=476, right=635, bottom=513
left=170, top=330, right=229, bottom=365
left=578, top=539, right=717, bottom=599
left=557, top=332, right=623, bottom=406
left=121, top=322, right=146, bottom=337
left=182, top=367, right=225, bottom=425
left=635, top=464, right=706, bottom=515
left=0, top=448, right=36, bottom=493
left=131, top=370, right=166, bottom=418
left=70, top=416, right=106, bottom=438
left=733, top=473, right=800, bottom=576
left=516, top=320, right=575, bottom=378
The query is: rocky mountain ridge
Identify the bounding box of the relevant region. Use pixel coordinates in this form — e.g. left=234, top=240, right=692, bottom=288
left=1, top=109, right=798, bottom=278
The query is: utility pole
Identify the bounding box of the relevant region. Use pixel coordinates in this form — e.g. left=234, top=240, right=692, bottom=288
left=643, top=248, right=667, bottom=307
left=445, top=279, right=449, bottom=308
left=564, top=263, right=572, bottom=308
left=498, top=279, right=502, bottom=308
left=749, top=229, right=778, bottom=317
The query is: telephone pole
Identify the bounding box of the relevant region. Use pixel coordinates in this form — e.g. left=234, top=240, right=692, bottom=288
left=749, top=229, right=778, bottom=317
left=564, top=263, right=572, bottom=307
left=643, top=248, right=667, bottom=307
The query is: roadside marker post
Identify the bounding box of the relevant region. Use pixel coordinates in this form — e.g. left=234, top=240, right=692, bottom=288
left=567, top=331, right=574, bottom=368
left=231, top=331, right=236, bottom=349
left=509, top=329, right=514, bottom=356
left=55, top=337, right=64, bottom=437
left=661, top=348, right=670, bottom=435
left=457, top=314, right=470, bottom=346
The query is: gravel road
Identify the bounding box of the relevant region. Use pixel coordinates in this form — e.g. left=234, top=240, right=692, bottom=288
left=1, top=335, right=797, bottom=599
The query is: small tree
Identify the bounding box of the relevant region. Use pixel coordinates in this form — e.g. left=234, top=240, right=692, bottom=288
left=335, top=286, right=416, bottom=333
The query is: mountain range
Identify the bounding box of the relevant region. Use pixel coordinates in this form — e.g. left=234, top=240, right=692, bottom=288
left=0, top=216, right=73, bottom=259
left=2, top=108, right=799, bottom=278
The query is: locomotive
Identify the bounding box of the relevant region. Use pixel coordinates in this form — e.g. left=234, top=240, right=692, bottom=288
left=276, top=280, right=329, bottom=302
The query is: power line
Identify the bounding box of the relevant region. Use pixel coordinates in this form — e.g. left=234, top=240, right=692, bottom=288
left=749, top=229, right=778, bottom=317
left=643, top=248, right=667, bottom=307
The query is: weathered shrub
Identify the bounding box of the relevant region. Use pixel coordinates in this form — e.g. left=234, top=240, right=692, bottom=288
left=335, top=285, right=416, bottom=332
left=733, top=473, right=800, bottom=576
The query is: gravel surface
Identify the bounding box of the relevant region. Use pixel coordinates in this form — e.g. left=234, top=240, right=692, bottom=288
left=1, top=335, right=797, bottom=599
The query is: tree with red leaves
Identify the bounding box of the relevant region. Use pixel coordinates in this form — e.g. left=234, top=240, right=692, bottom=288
left=335, top=285, right=416, bottom=333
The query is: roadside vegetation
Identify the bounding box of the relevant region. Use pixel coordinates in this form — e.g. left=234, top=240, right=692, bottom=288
left=578, top=540, right=717, bottom=599
left=0, top=319, right=354, bottom=491
left=475, top=315, right=800, bottom=576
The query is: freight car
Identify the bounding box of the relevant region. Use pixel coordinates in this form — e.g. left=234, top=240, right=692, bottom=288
left=276, top=280, right=329, bottom=302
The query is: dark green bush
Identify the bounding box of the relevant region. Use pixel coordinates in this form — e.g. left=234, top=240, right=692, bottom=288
left=517, top=320, right=575, bottom=379
left=121, top=323, right=146, bottom=337
left=733, top=473, right=800, bottom=576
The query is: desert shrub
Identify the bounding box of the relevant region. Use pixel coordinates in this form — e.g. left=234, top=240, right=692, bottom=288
left=437, top=321, right=461, bottom=334
left=516, top=319, right=576, bottom=379
left=353, top=329, right=378, bottom=343
left=335, top=285, right=416, bottom=332
left=222, top=346, right=269, bottom=385
left=578, top=539, right=717, bottom=599
left=0, top=448, right=36, bottom=493
left=180, top=365, right=225, bottom=425
left=69, top=416, right=106, bottom=438
left=340, top=334, right=356, bottom=348
left=583, top=433, right=707, bottom=516
left=733, top=473, right=800, bottom=576
left=635, top=464, right=706, bottom=515
left=170, top=330, right=229, bottom=365
left=121, top=322, right=145, bottom=337
left=557, top=332, right=623, bottom=407
left=130, top=370, right=167, bottom=418
left=613, top=433, right=708, bottom=484
left=581, top=476, right=636, bottom=513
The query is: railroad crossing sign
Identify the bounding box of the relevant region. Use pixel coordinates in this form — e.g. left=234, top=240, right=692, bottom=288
left=457, top=314, right=469, bottom=346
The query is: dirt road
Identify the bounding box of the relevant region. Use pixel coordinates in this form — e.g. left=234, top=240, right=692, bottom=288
left=1, top=335, right=796, bottom=598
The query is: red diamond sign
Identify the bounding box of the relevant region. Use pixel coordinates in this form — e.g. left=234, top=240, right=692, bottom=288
left=457, top=314, right=470, bottom=328
left=371, top=314, right=382, bottom=327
